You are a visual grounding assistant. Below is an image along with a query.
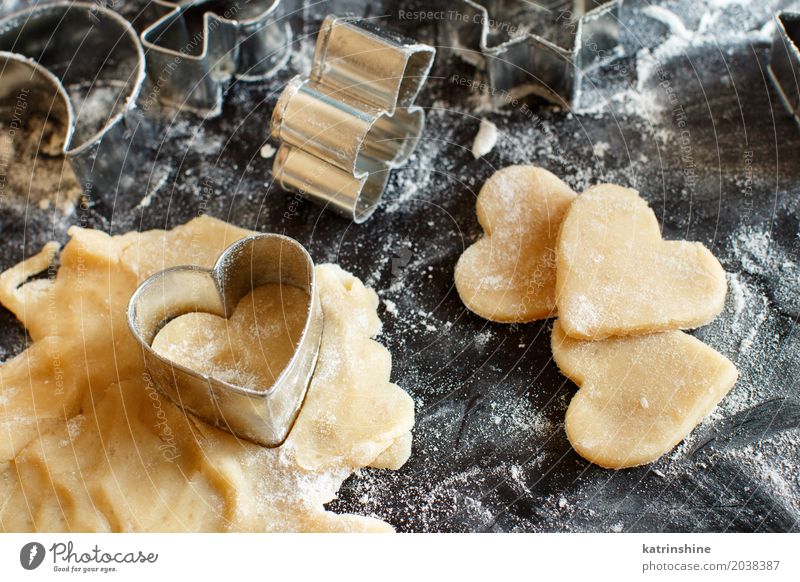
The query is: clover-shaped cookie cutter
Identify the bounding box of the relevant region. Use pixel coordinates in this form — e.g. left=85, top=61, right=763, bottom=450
left=768, top=11, right=800, bottom=126
left=141, top=0, right=291, bottom=118
left=127, top=234, right=323, bottom=447
left=0, top=1, right=146, bottom=199
left=270, top=15, right=436, bottom=223
left=453, top=0, right=621, bottom=108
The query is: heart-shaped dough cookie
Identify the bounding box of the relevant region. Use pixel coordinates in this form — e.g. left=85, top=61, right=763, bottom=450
left=552, top=320, right=738, bottom=469
left=556, top=184, right=727, bottom=340
left=455, top=166, right=577, bottom=322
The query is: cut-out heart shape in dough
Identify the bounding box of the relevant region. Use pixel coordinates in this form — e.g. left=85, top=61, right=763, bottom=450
left=152, top=284, right=309, bottom=392
left=455, top=166, right=576, bottom=322
left=552, top=320, right=738, bottom=469
left=128, top=234, right=323, bottom=448
left=152, top=276, right=414, bottom=472
left=556, top=184, right=727, bottom=340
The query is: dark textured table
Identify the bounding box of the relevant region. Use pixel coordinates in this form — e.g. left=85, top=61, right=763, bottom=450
left=1, top=0, right=798, bottom=532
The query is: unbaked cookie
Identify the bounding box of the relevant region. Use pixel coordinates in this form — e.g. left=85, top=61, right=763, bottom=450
left=552, top=320, right=738, bottom=469
left=455, top=166, right=577, bottom=322
left=556, top=184, right=727, bottom=340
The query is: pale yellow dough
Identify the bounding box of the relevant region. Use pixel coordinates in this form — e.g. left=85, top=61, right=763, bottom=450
left=552, top=320, right=738, bottom=469
left=151, top=284, right=309, bottom=391
left=455, top=166, right=577, bottom=322
left=556, top=184, right=727, bottom=340
left=0, top=216, right=414, bottom=532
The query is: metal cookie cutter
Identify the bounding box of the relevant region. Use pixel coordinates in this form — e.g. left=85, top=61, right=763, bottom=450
left=0, top=52, right=74, bottom=154
left=452, top=0, right=621, bottom=108
left=768, top=11, right=800, bottom=126
left=0, top=1, right=146, bottom=200
left=127, top=234, right=323, bottom=447
left=141, top=0, right=291, bottom=117
left=270, top=15, right=436, bottom=223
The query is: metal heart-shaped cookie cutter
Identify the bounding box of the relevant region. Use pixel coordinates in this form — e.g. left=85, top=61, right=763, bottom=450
left=451, top=0, right=621, bottom=109
left=141, top=0, right=291, bottom=118
left=0, top=51, right=74, bottom=150
left=270, top=15, right=436, bottom=223
left=127, top=234, right=323, bottom=447
left=768, top=11, right=800, bottom=126
left=0, top=1, right=146, bottom=200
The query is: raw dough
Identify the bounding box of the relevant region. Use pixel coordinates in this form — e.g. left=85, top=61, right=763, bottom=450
left=455, top=166, right=577, bottom=322
left=0, top=216, right=414, bottom=532
left=151, top=284, right=309, bottom=391
left=552, top=320, right=738, bottom=469
left=556, top=184, right=727, bottom=340
left=471, top=119, right=498, bottom=159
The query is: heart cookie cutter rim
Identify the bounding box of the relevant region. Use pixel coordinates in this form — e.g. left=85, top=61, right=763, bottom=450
left=127, top=233, right=323, bottom=447
left=141, top=0, right=292, bottom=118
left=452, top=0, right=622, bottom=108
left=0, top=1, right=146, bottom=199
left=270, top=14, right=436, bottom=223
left=768, top=10, right=800, bottom=126
left=0, top=51, right=75, bottom=152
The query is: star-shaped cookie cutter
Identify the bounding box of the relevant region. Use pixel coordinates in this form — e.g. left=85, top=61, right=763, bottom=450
left=127, top=233, right=323, bottom=447
left=270, top=15, right=436, bottom=223
left=768, top=11, right=800, bottom=126
left=0, top=1, right=146, bottom=200
left=141, top=0, right=291, bottom=117
left=454, top=0, right=622, bottom=108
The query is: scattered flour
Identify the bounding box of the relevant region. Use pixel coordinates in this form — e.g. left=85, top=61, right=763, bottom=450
left=190, top=127, right=225, bottom=156
left=260, top=143, right=277, bottom=159
left=473, top=329, right=494, bottom=348
left=592, top=141, right=610, bottom=159
left=136, top=165, right=170, bottom=209
left=383, top=298, right=398, bottom=316
left=577, top=0, right=780, bottom=120
left=731, top=227, right=772, bottom=276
